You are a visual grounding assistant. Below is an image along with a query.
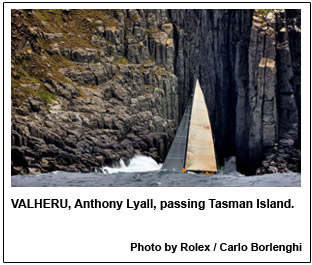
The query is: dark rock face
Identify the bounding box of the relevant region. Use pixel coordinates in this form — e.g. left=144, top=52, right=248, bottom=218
left=11, top=9, right=300, bottom=175
left=168, top=9, right=300, bottom=175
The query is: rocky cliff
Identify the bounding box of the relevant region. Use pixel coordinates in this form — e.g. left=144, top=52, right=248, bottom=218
left=11, top=9, right=301, bottom=175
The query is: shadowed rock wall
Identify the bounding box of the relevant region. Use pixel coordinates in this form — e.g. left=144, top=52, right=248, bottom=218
left=169, top=9, right=300, bottom=175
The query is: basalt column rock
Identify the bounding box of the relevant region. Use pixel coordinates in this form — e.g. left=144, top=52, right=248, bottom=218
left=233, top=10, right=253, bottom=173
left=254, top=9, right=301, bottom=175
left=169, top=9, right=201, bottom=117
left=11, top=9, right=179, bottom=175
left=275, top=10, right=299, bottom=148
left=11, top=9, right=301, bottom=176
left=243, top=10, right=278, bottom=174
left=285, top=9, right=301, bottom=149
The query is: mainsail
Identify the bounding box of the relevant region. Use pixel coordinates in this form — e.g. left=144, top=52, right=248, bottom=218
left=162, top=104, right=191, bottom=171
left=185, top=80, right=217, bottom=172
left=162, top=79, right=217, bottom=173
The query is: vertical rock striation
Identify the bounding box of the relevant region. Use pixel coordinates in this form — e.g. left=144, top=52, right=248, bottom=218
left=245, top=10, right=278, bottom=174
left=168, top=9, right=300, bottom=175
left=11, top=9, right=301, bottom=175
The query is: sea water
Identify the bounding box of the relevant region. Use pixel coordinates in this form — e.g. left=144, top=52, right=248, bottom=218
left=11, top=155, right=301, bottom=187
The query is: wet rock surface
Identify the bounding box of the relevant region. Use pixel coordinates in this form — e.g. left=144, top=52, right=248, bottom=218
left=11, top=9, right=300, bottom=175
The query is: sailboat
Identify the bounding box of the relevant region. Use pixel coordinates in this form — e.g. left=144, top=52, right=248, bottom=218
left=162, top=80, right=217, bottom=174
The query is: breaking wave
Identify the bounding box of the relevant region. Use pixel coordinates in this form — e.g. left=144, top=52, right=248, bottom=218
left=11, top=155, right=300, bottom=187
left=100, top=155, right=162, bottom=174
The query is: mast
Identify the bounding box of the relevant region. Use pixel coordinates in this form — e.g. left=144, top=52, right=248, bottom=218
left=185, top=80, right=217, bottom=172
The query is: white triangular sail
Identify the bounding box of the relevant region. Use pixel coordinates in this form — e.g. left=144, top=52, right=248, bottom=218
left=185, top=80, right=217, bottom=172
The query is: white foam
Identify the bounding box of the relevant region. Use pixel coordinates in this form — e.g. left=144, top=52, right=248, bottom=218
left=101, top=155, right=162, bottom=174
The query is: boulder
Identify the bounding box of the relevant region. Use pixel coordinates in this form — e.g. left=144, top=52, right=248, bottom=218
left=28, top=97, right=44, bottom=112
left=43, top=32, right=63, bottom=40
left=71, top=48, right=99, bottom=63
left=59, top=67, right=96, bottom=85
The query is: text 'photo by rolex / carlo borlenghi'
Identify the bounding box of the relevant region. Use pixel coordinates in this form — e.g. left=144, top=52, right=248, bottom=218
left=11, top=9, right=301, bottom=187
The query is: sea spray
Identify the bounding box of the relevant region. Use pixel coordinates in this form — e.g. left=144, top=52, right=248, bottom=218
left=101, top=155, right=162, bottom=174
